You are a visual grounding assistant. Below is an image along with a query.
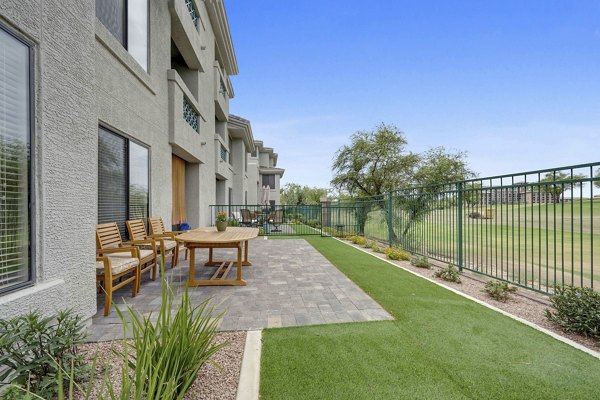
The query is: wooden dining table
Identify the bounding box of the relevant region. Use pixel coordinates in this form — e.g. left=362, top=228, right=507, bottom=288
left=176, top=227, right=259, bottom=286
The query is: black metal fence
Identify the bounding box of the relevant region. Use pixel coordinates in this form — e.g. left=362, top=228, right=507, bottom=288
left=323, top=162, right=600, bottom=294
left=209, top=204, right=322, bottom=236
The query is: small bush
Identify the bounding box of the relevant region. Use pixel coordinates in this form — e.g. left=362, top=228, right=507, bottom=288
left=0, top=310, right=88, bottom=399
left=363, top=240, right=375, bottom=248
left=227, top=218, right=240, bottom=227
left=410, top=256, right=431, bottom=269
left=371, top=244, right=384, bottom=253
left=468, top=211, right=481, bottom=219
left=384, top=247, right=410, bottom=261
left=546, top=286, right=600, bottom=343
left=351, top=236, right=367, bottom=245
left=434, top=264, right=462, bottom=283
left=483, top=280, right=517, bottom=302
left=306, top=219, right=321, bottom=228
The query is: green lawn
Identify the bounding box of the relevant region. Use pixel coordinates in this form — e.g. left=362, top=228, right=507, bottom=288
left=260, top=236, right=600, bottom=399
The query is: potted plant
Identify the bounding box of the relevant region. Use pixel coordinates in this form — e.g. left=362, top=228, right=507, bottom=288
left=216, top=211, right=228, bottom=232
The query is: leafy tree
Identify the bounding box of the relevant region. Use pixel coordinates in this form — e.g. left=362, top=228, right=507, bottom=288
left=281, top=183, right=329, bottom=205
left=464, top=183, right=482, bottom=206
left=331, top=123, right=419, bottom=197
left=539, top=172, right=586, bottom=203
left=331, top=123, right=473, bottom=242
left=414, top=147, right=474, bottom=189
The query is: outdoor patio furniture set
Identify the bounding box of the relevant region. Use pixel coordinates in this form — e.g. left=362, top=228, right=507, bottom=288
left=95, top=218, right=258, bottom=316
left=237, top=208, right=284, bottom=231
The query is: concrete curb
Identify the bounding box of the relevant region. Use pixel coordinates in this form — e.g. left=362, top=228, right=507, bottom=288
left=333, top=237, right=600, bottom=361
left=236, top=330, right=262, bottom=400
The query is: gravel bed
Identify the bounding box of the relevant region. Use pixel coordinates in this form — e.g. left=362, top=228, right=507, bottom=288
left=343, top=239, right=600, bottom=352
left=76, top=331, right=246, bottom=399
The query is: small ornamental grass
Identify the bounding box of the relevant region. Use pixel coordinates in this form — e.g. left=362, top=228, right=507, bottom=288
left=6, top=268, right=226, bottom=399
left=350, top=236, right=367, bottom=246
left=384, top=247, right=410, bottom=261
left=0, top=310, right=88, bottom=399
left=546, top=286, right=600, bottom=344
left=410, top=256, right=431, bottom=269
left=370, top=243, right=384, bottom=253
left=433, top=264, right=462, bottom=283
left=483, top=280, right=517, bottom=302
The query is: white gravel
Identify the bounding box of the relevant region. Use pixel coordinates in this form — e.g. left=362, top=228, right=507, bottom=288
left=77, top=331, right=246, bottom=399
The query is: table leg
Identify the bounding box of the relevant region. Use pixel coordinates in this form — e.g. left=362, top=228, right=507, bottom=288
left=188, top=247, right=196, bottom=286
left=236, top=243, right=243, bottom=281
left=242, top=240, right=252, bottom=266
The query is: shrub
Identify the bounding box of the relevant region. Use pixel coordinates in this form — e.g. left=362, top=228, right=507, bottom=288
left=306, top=219, right=321, bottom=228
left=116, top=278, right=226, bottom=398
left=546, top=286, right=600, bottom=342
left=363, top=240, right=375, bottom=248
left=227, top=218, right=240, bottom=227
left=351, top=236, right=367, bottom=246
left=384, top=247, right=410, bottom=261
left=483, top=280, right=517, bottom=302
left=0, top=310, right=88, bottom=399
left=410, top=256, right=431, bottom=269
left=371, top=243, right=384, bottom=253
left=434, top=264, right=462, bottom=283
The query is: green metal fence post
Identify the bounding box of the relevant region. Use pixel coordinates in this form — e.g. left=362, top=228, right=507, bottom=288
left=387, top=191, right=394, bottom=247
left=457, top=182, right=463, bottom=272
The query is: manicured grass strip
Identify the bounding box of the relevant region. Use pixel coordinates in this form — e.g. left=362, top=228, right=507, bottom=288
left=260, top=236, right=600, bottom=400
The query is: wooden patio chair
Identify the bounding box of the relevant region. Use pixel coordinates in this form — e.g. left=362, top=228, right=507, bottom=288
left=126, top=219, right=177, bottom=268
left=148, top=217, right=188, bottom=262
left=96, top=252, right=138, bottom=316
left=96, top=222, right=158, bottom=292
left=240, top=209, right=256, bottom=227
left=269, top=209, right=284, bottom=232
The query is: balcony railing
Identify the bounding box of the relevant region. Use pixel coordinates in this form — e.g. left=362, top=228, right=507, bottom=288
left=185, top=0, right=199, bottom=29
left=183, top=97, right=199, bottom=132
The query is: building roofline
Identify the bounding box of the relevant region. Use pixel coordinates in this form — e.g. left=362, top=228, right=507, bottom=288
left=228, top=114, right=255, bottom=151
left=206, top=0, right=239, bottom=75
left=259, top=166, right=285, bottom=177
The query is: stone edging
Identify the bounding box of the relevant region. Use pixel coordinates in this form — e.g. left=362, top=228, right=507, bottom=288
left=333, top=237, right=600, bottom=361
left=236, top=330, right=262, bottom=400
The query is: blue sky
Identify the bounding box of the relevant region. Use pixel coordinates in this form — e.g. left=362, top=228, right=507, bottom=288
left=227, top=1, right=600, bottom=189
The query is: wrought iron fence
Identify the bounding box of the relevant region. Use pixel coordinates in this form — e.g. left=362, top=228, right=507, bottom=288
left=324, top=162, right=600, bottom=294
left=209, top=204, right=322, bottom=236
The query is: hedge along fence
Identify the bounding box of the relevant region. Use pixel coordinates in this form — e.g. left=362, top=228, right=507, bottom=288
left=324, top=162, right=600, bottom=295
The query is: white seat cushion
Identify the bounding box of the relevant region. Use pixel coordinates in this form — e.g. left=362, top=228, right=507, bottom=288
left=96, top=257, right=138, bottom=276
left=111, top=248, right=154, bottom=260
left=158, top=239, right=177, bottom=251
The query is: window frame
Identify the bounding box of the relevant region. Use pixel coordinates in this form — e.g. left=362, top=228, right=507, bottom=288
left=97, top=124, right=151, bottom=239
left=0, top=24, right=36, bottom=296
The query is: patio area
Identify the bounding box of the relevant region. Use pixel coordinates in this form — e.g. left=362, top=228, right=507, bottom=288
left=88, top=238, right=393, bottom=341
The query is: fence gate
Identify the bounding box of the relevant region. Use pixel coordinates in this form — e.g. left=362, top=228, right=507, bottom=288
left=209, top=204, right=323, bottom=236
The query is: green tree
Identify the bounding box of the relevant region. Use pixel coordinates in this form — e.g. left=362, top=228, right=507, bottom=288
left=331, top=123, right=473, bottom=241
left=539, top=171, right=586, bottom=203
left=281, top=183, right=329, bottom=205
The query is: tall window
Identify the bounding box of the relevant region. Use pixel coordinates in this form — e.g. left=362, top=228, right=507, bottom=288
left=98, top=127, right=149, bottom=239
left=262, top=174, right=275, bottom=189
left=96, top=0, right=148, bottom=71
left=0, top=27, right=32, bottom=294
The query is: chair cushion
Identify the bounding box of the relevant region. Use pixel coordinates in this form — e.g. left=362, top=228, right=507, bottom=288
left=111, top=248, right=154, bottom=260
left=96, top=257, right=138, bottom=276
left=156, top=239, right=176, bottom=251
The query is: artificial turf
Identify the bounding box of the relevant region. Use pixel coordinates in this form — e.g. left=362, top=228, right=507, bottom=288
left=260, top=236, right=600, bottom=399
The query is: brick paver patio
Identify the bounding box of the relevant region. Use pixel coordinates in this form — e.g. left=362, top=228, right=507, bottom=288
left=88, top=238, right=393, bottom=341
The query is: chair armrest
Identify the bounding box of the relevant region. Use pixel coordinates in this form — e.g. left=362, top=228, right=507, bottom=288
left=97, top=247, right=139, bottom=258
left=151, top=233, right=176, bottom=240
left=122, top=239, right=157, bottom=253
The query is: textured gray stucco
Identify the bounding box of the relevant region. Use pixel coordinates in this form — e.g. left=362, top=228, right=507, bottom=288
left=0, top=0, right=98, bottom=320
